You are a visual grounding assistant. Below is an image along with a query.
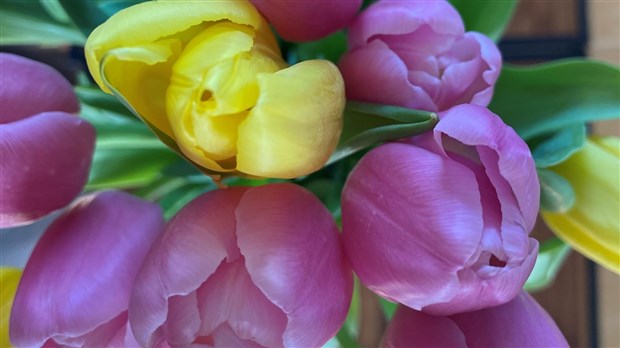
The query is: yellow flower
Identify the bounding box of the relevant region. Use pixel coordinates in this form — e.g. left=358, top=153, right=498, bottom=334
left=1, top=268, right=21, bottom=347
left=85, top=0, right=344, bottom=179
left=541, top=136, right=620, bottom=274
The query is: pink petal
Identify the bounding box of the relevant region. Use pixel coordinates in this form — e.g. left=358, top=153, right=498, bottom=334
left=348, top=0, right=463, bottom=48
left=251, top=0, right=361, bottom=42
left=10, top=191, right=163, bottom=347
left=384, top=291, right=568, bottom=348
left=450, top=291, right=569, bottom=347
left=0, top=112, right=95, bottom=228
left=0, top=53, right=79, bottom=124
left=382, top=306, right=467, bottom=348
left=195, top=258, right=287, bottom=347
left=129, top=188, right=248, bottom=347
left=236, top=183, right=353, bottom=347
left=339, top=40, right=436, bottom=111
left=342, top=141, right=484, bottom=310
left=436, top=104, right=540, bottom=234
left=468, top=32, right=503, bottom=107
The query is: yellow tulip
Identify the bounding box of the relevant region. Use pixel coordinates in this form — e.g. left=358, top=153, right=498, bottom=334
left=85, top=0, right=344, bottom=179
left=541, top=136, right=620, bottom=274
left=0, top=268, right=21, bottom=347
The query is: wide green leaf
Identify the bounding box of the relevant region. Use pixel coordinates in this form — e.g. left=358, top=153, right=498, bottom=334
left=328, top=101, right=438, bottom=165
left=79, top=93, right=180, bottom=190
left=524, top=238, right=572, bottom=292
left=448, top=0, right=518, bottom=41
left=532, top=123, right=586, bottom=168
left=490, top=59, right=620, bottom=140
left=538, top=168, right=575, bottom=213
left=0, top=0, right=84, bottom=45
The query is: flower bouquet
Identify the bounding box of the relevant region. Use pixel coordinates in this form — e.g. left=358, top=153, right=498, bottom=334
left=1, top=0, right=618, bottom=347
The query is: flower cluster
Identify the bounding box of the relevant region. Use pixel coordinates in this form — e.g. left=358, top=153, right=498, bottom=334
left=4, top=0, right=617, bottom=347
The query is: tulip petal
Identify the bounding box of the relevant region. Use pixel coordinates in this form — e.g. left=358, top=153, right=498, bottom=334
left=236, top=60, right=344, bottom=178
left=236, top=184, right=353, bottom=347
left=86, top=0, right=265, bottom=91
left=451, top=291, right=569, bottom=347
left=342, top=141, right=484, bottom=310
left=339, top=39, right=436, bottom=111
left=0, top=53, right=78, bottom=124
left=196, top=259, right=287, bottom=347
left=0, top=112, right=95, bottom=228
left=468, top=32, right=502, bottom=107
left=1, top=268, right=21, bottom=348
left=10, top=191, right=163, bottom=347
left=251, top=0, right=361, bottom=42
left=436, top=104, right=540, bottom=233
left=129, top=188, right=247, bottom=347
left=382, top=306, right=467, bottom=348
left=542, top=137, right=620, bottom=273
left=347, top=0, right=463, bottom=49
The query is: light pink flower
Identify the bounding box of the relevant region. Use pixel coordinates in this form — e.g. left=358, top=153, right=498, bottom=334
left=10, top=191, right=164, bottom=347
left=342, top=104, right=540, bottom=315
left=251, top=0, right=362, bottom=42
left=129, top=183, right=353, bottom=348
left=0, top=53, right=95, bottom=227
left=339, top=0, right=501, bottom=112
left=383, top=291, right=569, bottom=348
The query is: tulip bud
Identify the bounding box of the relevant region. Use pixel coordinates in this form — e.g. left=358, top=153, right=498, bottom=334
left=342, top=104, right=540, bottom=315
left=0, top=53, right=95, bottom=228
left=129, top=183, right=353, bottom=347
left=10, top=191, right=163, bottom=347
left=85, top=0, right=344, bottom=179
left=542, top=136, right=620, bottom=274
left=250, top=0, right=362, bottom=42
left=339, top=0, right=501, bottom=112
left=383, top=291, right=568, bottom=347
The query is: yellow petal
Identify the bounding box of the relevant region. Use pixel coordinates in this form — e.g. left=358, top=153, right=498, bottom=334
left=166, top=22, right=282, bottom=170
left=0, top=268, right=21, bottom=347
left=541, top=137, right=620, bottom=274
left=236, top=60, right=345, bottom=178
left=85, top=0, right=278, bottom=139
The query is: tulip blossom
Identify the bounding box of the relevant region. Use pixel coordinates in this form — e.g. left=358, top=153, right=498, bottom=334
left=10, top=191, right=163, bottom=347
left=85, top=0, right=344, bottom=179
left=250, top=0, right=361, bottom=42
left=1, top=268, right=21, bottom=348
left=542, top=136, right=620, bottom=274
left=0, top=53, right=95, bottom=228
left=342, top=104, right=539, bottom=315
left=339, top=0, right=501, bottom=112
left=383, top=291, right=569, bottom=347
left=129, top=183, right=353, bottom=347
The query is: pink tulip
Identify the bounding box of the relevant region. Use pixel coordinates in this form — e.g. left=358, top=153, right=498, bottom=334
left=10, top=191, right=163, bottom=347
left=339, top=0, right=501, bottom=112
left=129, top=183, right=353, bottom=347
left=342, top=104, right=540, bottom=315
left=383, top=291, right=569, bottom=347
left=251, top=0, right=362, bottom=42
left=0, top=53, right=95, bottom=228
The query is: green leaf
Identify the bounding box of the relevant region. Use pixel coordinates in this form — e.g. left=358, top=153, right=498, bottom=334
left=79, top=100, right=180, bottom=190
left=524, top=238, right=572, bottom=292
left=532, top=123, right=586, bottom=168
left=448, top=0, right=518, bottom=41
left=490, top=59, right=620, bottom=140
left=538, top=168, right=576, bottom=213
left=328, top=101, right=438, bottom=165
left=0, top=0, right=85, bottom=45
left=379, top=298, right=398, bottom=320
left=57, top=0, right=110, bottom=35
left=288, top=31, right=347, bottom=64
left=159, top=182, right=214, bottom=220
